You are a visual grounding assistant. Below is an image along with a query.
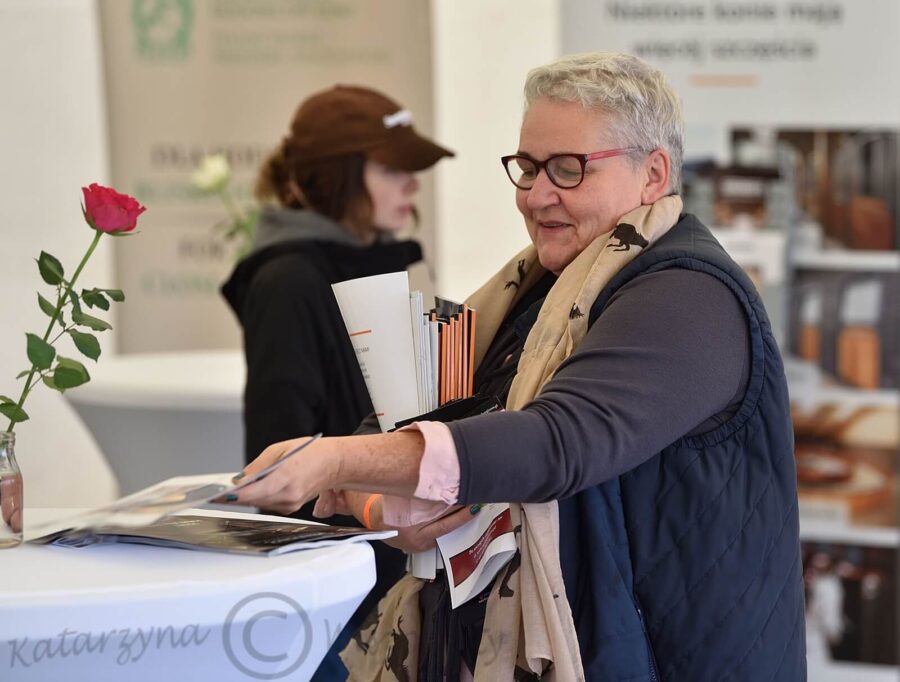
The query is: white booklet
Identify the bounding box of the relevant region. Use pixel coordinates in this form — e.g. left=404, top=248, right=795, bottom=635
left=431, top=503, right=517, bottom=609
left=332, top=272, right=421, bottom=432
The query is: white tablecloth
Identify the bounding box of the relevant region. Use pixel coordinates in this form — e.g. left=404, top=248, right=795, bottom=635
left=0, top=508, right=376, bottom=681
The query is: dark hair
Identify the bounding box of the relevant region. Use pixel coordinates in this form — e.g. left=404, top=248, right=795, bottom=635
left=255, top=143, right=374, bottom=237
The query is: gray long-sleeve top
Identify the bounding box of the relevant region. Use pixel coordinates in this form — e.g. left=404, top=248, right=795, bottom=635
left=449, top=268, right=750, bottom=505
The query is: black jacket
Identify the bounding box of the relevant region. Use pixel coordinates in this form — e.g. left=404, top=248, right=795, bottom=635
left=221, top=207, right=422, bottom=626
left=222, top=208, right=423, bottom=458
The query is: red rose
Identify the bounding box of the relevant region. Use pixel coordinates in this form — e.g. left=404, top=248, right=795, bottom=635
left=81, top=183, right=146, bottom=233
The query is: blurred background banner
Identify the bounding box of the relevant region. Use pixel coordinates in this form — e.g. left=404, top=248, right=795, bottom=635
left=97, top=0, right=435, bottom=352
left=563, top=0, right=900, bottom=159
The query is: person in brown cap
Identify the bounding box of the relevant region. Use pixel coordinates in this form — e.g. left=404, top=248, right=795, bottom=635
left=221, top=84, right=453, bottom=682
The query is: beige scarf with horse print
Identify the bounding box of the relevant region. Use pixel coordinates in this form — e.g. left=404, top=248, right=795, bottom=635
left=342, top=196, right=683, bottom=681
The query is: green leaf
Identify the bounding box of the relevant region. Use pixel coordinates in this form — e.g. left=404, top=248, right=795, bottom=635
left=68, top=290, right=82, bottom=314
left=37, top=293, right=59, bottom=319
left=42, top=375, right=62, bottom=392
left=103, top=288, right=125, bottom=303
left=71, top=308, right=111, bottom=332
left=0, top=402, right=28, bottom=422
left=69, top=330, right=101, bottom=361
left=15, top=371, right=29, bottom=380
left=53, top=357, right=91, bottom=389
left=81, top=289, right=110, bottom=311
left=37, top=251, right=65, bottom=285
left=0, top=395, right=14, bottom=403
left=26, top=333, right=56, bottom=370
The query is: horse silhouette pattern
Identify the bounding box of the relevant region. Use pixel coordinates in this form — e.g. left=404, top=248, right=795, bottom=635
left=607, top=222, right=649, bottom=252
left=499, top=524, right=523, bottom=598
left=385, top=615, right=410, bottom=682
left=505, top=258, right=527, bottom=290
left=351, top=604, right=381, bottom=654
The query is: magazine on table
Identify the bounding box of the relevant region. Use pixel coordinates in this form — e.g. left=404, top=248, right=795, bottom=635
left=31, top=510, right=397, bottom=556
left=28, top=434, right=395, bottom=554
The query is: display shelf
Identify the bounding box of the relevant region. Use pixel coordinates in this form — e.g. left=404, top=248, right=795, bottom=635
left=790, top=247, right=900, bottom=272
left=785, top=356, right=899, bottom=409
left=799, top=518, right=900, bottom=547
left=807, top=660, right=899, bottom=682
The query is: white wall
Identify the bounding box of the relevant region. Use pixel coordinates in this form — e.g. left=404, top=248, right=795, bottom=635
left=0, top=0, right=561, bottom=508
left=431, top=0, right=561, bottom=300
left=0, top=0, right=118, bottom=506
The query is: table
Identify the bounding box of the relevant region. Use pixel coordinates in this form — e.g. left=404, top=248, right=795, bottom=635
left=0, top=508, right=377, bottom=681
left=64, top=351, right=246, bottom=495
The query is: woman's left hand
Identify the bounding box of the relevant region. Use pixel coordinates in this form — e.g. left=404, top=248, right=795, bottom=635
left=384, top=506, right=475, bottom=553
left=312, top=489, right=478, bottom=553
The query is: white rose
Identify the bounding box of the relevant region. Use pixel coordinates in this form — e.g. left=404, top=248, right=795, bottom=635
left=191, top=154, right=231, bottom=193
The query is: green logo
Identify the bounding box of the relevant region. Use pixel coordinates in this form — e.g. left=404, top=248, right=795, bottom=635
left=132, top=0, right=193, bottom=60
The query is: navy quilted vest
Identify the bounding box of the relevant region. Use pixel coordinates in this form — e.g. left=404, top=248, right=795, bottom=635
left=558, top=214, right=806, bottom=681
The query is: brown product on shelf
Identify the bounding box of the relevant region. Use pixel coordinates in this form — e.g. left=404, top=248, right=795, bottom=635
left=796, top=449, right=853, bottom=486
left=836, top=276, right=891, bottom=389
left=793, top=404, right=900, bottom=451
left=795, top=444, right=892, bottom=516
left=837, top=326, right=881, bottom=389
left=832, top=406, right=900, bottom=451
left=825, top=197, right=850, bottom=246
left=800, top=325, right=821, bottom=363
left=793, top=403, right=898, bottom=526
left=791, top=403, right=840, bottom=440
left=795, top=282, right=824, bottom=363
left=849, top=195, right=895, bottom=251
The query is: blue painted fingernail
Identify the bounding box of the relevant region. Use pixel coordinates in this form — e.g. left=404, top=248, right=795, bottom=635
left=225, top=494, right=238, bottom=502
left=470, top=504, right=483, bottom=515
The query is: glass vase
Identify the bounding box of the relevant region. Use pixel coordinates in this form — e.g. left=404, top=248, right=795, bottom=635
left=0, top=432, right=23, bottom=548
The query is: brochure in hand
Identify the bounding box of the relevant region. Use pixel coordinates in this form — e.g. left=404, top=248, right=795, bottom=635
left=435, top=503, right=517, bottom=608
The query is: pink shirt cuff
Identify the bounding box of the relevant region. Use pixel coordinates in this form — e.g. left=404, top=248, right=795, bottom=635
left=380, top=421, right=461, bottom=527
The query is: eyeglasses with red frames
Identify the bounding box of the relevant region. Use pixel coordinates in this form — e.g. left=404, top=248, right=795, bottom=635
left=500, top=148, right=639, bottom=190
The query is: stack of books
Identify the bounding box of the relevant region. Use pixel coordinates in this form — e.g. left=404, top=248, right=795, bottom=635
left=332, top=272, right=477, bottom=431
left=411, top=294, right=477, bottom=412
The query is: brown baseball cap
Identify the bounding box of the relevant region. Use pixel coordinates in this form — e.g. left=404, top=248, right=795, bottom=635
left=286, top=85, right=454, bottom=172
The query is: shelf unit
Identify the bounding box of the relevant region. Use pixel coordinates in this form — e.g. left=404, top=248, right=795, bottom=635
left=714, top=225, right=899, bottom=673
left=791, top=247, right=900, bottom=273
left=788, top=241, right=899, bottom=676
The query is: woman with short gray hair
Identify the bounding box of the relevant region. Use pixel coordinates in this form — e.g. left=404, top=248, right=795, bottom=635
left=229, top=52, right=805, bottom=681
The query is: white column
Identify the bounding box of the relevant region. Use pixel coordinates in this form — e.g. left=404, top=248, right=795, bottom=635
left=0, top=0, right=118, bottom=505
left=430, top=0, right=561, bottom=299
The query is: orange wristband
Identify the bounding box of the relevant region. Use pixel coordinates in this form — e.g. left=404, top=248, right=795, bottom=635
left=362, top=494, right=382, bottom=530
